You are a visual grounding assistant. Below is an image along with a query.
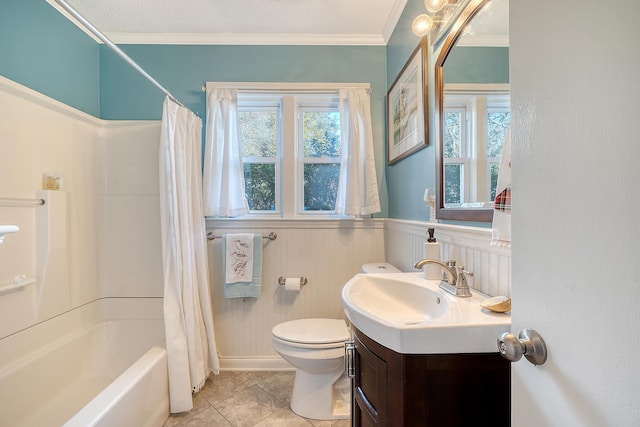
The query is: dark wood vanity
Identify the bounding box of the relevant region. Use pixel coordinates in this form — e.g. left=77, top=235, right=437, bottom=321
left=351, top=326, right=510, bottom=426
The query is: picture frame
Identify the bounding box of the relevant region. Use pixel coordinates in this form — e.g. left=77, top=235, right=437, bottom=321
left=387, top=37, right=428, bottom=165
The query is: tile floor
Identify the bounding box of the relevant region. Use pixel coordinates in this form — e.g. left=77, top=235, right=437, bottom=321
left=163, top=371, right=351, bottom=427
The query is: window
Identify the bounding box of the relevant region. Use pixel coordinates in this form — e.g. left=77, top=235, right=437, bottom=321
left=237, top=92, right=342, bottom=217
left=443, top=90, right=510, bottom=206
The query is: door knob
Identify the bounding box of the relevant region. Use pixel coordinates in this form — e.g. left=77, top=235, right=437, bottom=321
left=497, top=328, right=547, bottom=366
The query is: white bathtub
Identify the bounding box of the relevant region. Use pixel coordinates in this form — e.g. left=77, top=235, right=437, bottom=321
left=0, top=298, right=169, bottom=427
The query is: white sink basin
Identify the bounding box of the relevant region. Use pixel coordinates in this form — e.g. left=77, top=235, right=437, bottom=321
left=342, top=272, right=511, bottom=354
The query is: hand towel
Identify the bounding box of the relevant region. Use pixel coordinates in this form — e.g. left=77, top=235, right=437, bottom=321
left=492, top=128, right=511, bottom=247
left=223, top=234, right=262, bottom=298
left=225, top=233, right=254, bottom=283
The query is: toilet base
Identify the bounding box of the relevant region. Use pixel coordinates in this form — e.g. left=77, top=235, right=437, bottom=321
left=290, top=369, right=350, bottom=420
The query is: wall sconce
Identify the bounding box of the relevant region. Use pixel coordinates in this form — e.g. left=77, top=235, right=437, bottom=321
left=425, top=0, right=447, bottom=13
left=412, top=0, right=465, bottom=37
left=412, top=14, right=433, bottom=36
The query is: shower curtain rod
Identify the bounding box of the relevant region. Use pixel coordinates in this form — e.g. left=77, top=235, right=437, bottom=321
left=51, top=0, right=187, bottom=109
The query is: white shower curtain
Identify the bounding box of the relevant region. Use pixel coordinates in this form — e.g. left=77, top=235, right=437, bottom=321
left=335, top=88, right=381, bottom=216
left=159, top=97, right=220, bottom=413
left=202, top=87, right=250, bottom=217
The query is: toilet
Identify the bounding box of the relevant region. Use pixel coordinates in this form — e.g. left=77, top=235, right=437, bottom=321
left=272, top=318, right=350, bottom=419
left=361, top=262, right=401, bottom=274
left=271, top=263, right=400, bottom=420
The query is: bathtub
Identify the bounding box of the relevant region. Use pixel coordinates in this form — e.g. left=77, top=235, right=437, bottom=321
left=0, top=298, right=169, bottom=427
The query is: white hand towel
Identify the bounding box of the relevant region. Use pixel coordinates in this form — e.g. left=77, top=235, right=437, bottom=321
left=225, top=233, right=254, bottom=283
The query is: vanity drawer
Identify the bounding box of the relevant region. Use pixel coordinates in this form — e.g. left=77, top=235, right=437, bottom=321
left=353, top=333, right=387, bottom=426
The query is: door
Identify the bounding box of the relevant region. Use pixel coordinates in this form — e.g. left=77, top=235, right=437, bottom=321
left=510, top=1, right=640, bottom=426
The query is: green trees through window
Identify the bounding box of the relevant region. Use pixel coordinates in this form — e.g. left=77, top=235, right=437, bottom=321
left=238, top=94, right=342, bottom=215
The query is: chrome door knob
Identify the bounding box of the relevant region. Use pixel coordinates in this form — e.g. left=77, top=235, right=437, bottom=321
left=498, top=328, right=548, bottom=366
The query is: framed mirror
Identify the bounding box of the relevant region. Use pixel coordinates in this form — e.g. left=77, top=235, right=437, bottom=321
left=434, top=0, right=509, bottom=222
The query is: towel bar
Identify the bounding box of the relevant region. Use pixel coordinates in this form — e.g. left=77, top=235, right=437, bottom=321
left=207, top=232, right=277, bottom=241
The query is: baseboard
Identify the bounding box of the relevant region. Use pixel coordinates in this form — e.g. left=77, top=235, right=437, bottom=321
left=219, top=356, right=294, bottom=371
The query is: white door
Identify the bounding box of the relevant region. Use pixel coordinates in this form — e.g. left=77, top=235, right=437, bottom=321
left=510, top=1, right=640, bottom=425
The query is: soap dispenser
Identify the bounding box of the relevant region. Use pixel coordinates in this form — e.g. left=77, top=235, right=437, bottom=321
left=423, top=227, right=441, bottom=280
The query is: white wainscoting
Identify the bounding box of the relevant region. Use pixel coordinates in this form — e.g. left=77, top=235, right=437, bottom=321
left=207, top=218, right=511, bottom=369
left=384, top=219, right=512, bottom=298
left=206, top=218, right=385, bottom=370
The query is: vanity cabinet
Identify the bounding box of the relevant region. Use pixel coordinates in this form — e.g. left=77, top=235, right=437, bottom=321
left=351, top=326, right=510, bottom=427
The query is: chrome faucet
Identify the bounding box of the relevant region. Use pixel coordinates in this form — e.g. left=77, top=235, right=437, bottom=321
left=414, top=259, right=473, bottom=298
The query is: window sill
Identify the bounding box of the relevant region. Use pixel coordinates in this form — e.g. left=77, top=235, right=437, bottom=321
left=205, top=216, right=384, bottom=230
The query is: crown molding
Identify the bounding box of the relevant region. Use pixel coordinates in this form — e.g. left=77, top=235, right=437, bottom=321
left=105, top=32, right=387, bottom=46
left=382, top=0, right=409, bottom=44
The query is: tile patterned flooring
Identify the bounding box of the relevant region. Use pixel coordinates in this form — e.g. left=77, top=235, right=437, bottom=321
left=163, top=371, right=351, bottom=427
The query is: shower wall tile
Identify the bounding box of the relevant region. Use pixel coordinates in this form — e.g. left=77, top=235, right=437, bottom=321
left=101, top=121, right=163, bottom=298
left=101, top=194, right=163, bottom=298
left=0, top=77, right=104, bottom=338
left=103, top=122, right=161, bottom=195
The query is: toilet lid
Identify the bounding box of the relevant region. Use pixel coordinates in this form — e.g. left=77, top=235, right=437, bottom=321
left=272, top=318, right=349, bottom=345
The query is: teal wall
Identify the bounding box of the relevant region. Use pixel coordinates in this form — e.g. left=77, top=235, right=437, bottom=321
left=385, top=0, right=435, bottom=221
left=445, top=46, right=509, bottom=84
left=99, top=44, right=388, bottom=216
left=385, top=0, right=509, bottom=221
left=100, top=45, right=386, bottom=120
left=0, top=0, right=100, bottom=116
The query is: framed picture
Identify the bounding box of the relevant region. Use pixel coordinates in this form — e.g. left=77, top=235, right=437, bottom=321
left=387, top=37, right=428, bottom=165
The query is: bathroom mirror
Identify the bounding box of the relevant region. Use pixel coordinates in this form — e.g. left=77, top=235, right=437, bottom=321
left=434, top=0, right=509, bottom=222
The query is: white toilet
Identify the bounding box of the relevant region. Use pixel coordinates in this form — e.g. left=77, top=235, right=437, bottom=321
left=272, top=318, right=350, bottom=420
left=361, top=262, right=401, bottom=274
left=271, top=263, right=400, bottom=420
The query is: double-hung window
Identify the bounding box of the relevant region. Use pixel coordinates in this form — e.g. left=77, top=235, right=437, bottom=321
left=238, top=96, right=281, bottom=213
left=443, top=85, right=510, bottom=206
left=237, top=90, right=342, bottom=217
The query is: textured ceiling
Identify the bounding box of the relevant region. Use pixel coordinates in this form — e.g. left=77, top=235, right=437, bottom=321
left=53, top=0, right=407, bottom=45
left=49, top=0, right=507, bottom=46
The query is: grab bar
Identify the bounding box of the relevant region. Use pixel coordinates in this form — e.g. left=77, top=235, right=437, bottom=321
left=0, top=197, right=45, bottom=207
left=0, top=275, right=36, bottom=296
left=207, top=232, right=277, bottom=241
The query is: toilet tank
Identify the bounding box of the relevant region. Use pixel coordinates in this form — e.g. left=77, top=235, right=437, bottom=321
left=361, top=263, right=401, bottom=274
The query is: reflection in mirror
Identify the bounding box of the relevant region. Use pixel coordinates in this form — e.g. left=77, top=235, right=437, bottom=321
left=435, top=0, right=509, bottom=222
left=443, top=85, right=509, bottom=207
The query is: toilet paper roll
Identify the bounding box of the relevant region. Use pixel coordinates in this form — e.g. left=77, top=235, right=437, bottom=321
left=284, top=277, right=301, bottom=291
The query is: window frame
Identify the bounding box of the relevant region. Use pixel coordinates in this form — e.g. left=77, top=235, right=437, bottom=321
left=295, top=96, right=341, bottom=215
left=207, top=82, right=370, bottom=219
left=238, top=95, right=283, bottom=215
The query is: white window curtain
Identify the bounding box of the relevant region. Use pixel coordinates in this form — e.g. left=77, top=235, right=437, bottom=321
left=202, top=88, right=250, bottom=217
left=335, top=88, right=381, bottom=216
left=159, top=97, right=220, bottom=413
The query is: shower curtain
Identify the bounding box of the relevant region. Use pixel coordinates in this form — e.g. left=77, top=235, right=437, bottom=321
left=159, top=97, right=220, bottom=413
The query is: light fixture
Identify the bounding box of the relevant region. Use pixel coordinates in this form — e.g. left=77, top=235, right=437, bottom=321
left=424, top=0, right=447, bottom=14
left=412, top=14, right=433, bottom=36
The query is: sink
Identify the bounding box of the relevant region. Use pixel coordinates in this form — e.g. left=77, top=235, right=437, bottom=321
left=342, top=272, right=511, bottom=354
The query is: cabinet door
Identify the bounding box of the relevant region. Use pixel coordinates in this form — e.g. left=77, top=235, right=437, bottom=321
left=353, top=333, right=387, bottom=426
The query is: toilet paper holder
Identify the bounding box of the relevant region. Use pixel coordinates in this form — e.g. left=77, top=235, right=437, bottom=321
left=278, top=276, right=308, bottom=287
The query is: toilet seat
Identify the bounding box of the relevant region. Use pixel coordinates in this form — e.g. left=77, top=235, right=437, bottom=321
left=272, top=318, right=349, bottom=348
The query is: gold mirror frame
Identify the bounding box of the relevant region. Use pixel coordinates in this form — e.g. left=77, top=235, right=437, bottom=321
left=434, top=0, right=494, bottom=222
